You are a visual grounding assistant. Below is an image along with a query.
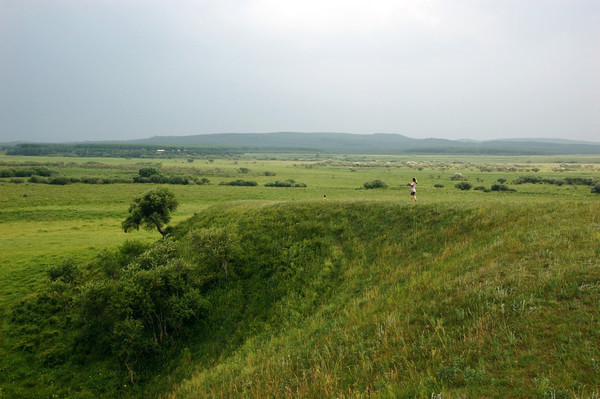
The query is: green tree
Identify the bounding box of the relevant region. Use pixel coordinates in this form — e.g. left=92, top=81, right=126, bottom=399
left=138, top=167, right=161, bottom=178
left=122, top=187, right=178, bottom=237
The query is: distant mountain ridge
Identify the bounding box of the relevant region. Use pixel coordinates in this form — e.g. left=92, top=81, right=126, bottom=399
left=125, top=132, right=600, bottom=155
left=4, top=132, right=600, bottom=155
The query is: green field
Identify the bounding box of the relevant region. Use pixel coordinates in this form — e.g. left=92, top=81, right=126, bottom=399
left=1, top=153, right=599, bottom=398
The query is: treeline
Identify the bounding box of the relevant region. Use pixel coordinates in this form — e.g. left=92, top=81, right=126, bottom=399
left=513, top=175, right=599, bottom=186
left=6, top=143, right=239, bottom=158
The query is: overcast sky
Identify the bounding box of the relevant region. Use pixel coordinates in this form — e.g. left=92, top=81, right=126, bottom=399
left=1, top=0, right=599, bottom=143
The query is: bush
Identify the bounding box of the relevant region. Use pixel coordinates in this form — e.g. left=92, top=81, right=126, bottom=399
left=363, top=180, right=388, bottom=189
left=455, top=182, right=472, bottom=190
left=263, top=171, right=277, bottom=176
left=434, top=183, right=444, bottom=188
left=450, top=173, right=467, bottom=181
left=196, top=177, right=210, bottom=185
left=49, top=176, right=70, bottom=185
left=265, top=179, right=307, bottom=188
left=80, top=176, right=104, bottom=184
left=220, top=179, right=258, bottom=186
left=29, top=175, right=49, bottom=184
left=513, top=175, right=541, bottom=184
left=474, top=186, right=486, bottom=191
left=10, top=178, right=25, bottom=184
left=168, top=176, right=190, bottom=185
left=138, top=167, right=161, bottom=178
left=592, top=184, right=600, bottom=194
left=490, top=184, right=516, bottom=192
left=0, top=169, right=16, bottom=178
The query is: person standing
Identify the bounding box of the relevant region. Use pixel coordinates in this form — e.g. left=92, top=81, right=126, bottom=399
left=410, top=177, right=417, bottom=201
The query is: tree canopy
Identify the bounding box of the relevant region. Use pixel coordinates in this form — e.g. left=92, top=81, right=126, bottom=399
left=122, top=187, right=178, bottom=237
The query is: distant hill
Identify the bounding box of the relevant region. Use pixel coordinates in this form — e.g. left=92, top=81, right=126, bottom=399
left=127, top=132, right=600, bottom=155
left=5, top=132, right=600, bottom=156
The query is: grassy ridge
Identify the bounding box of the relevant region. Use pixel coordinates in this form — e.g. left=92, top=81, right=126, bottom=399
left=155, top=200, right=600, bottom=398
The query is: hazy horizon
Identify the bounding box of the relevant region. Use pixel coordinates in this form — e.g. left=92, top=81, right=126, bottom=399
left=1, top=1, right=599, bottom=143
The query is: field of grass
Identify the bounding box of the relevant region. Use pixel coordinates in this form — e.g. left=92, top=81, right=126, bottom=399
left=0, top=153, right=599, bottom=398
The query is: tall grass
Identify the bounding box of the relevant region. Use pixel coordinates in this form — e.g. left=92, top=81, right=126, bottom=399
left=157, top=200, right=600, bottom=398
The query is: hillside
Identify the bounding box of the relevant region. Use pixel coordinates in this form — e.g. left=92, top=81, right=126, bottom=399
left=129, top=132, right=600, bottom=155
left=5, top=132, right=600, bottom=156
left=4, top=199, right=599, bottom=398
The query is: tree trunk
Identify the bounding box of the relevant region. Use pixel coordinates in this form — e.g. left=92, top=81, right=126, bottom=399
left=125, top=357, right=135, bottom=385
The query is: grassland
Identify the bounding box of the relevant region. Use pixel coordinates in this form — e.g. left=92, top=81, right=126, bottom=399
left=0, top=153, right=599, bottom=398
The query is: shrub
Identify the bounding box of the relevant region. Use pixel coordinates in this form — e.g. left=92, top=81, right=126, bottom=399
left=219, top=179, right=258, bottom=186
left=168, top=176, right=190, bottom=185
left=434, top=183, right=444, bottom=188
left=29, top=175, right=49, bottom=184
left=263, top=171, right=277, bottom=176
left=497, top=178, right=506, bottom=184
left=138, top=167, right=161, bottom=178
left=363, top=179, right=388, bottom=189
left=455, top=182, right=472, bottom=190
left=49, top=176, right=70, bottom=185
left=80, top=176, right=103, bottom=184
left=10, top=178, right=25, bottom=184
left=450, top=173, right=467, bottom=181
left=265, top=179, right=307, bottom=188
left=0, top=169, right=16, bottom=178
left=196, top=177, right=210, bottom=185
left=474, top=186, right=486, bottom=191
left=513, top=176, right=541, bottom=184
left=592, top=184, right=600, bottom=194
left=490, top=184, right=516, bottom=192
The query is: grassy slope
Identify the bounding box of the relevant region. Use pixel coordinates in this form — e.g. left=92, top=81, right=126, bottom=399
left=152, top=199, right=600, bottom=398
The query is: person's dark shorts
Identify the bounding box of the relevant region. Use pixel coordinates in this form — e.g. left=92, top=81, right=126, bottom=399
left=410, top=191, right=416, bottom=196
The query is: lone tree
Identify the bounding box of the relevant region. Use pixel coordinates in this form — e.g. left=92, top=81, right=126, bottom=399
left=122, top=187, right=178, bottom=237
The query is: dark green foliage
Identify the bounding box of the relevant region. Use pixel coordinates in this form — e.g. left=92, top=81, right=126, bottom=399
left=497, top=178, right=506, bottom=184
left=9, top=239, right=209, bottom=387
left=122, top=187, right=178, bottom=237
left=185, top=227, right=241, bottom=280
left=434, top=183, right=444, bottom=188
left=49, top=176, right=70, bottom=185
left=490, top=184, right=516, bottom=192
left=196, top=177, right=210, bottom=185
left=363, top=179, right=388, bottom=189
left=219, top=179, right=258, bottom=186
left=28, top=175, right=49, bottom=183
left=0, top=167, right=50, bottom=178
left=592, top=184, right=600, bottom=194
left=7, top=143, right=240, bottom=158
left=138, top=167, right=161, bottom=178
left=265, top=179, right=307, bottom=187
left=473, top=186, right=486, bottom=190
left=455, top=182, right=472, bottom=190
left=514, top=175, right=598, bottom=186
left=7, top=135, right=600, bottom=156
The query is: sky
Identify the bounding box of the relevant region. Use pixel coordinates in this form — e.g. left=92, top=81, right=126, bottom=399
left=1, top=0, right=599, bottom=143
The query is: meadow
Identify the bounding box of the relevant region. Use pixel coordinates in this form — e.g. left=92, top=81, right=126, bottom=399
left=0, top=153, right=599, bottom=398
